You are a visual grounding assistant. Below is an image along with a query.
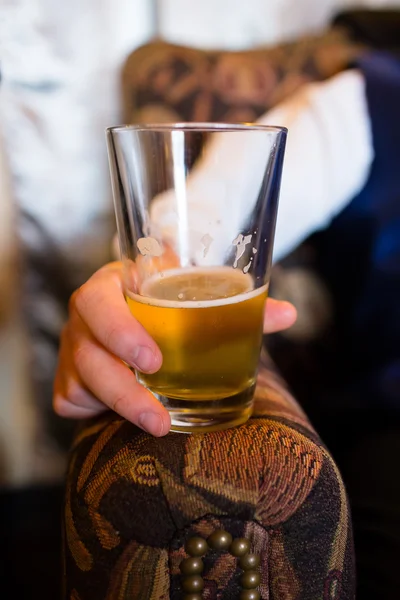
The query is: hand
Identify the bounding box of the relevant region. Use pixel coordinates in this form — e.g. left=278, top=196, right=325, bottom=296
left=53, top=262, right=297, bottom=436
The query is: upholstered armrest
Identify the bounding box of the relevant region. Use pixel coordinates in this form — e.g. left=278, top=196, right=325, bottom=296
left=64, top=352, right=355, bottom=599
left=121, top=32, right=363, bottom=126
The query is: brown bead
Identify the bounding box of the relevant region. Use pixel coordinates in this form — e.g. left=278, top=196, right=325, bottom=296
left=240, top=570, right=261, bottom=589
left=183, top=595, right=203, bottom=600
left=207, top=529, right=233, bottom=551
left=230, top=537, right=251, bottom=557
left=239, top=553, right=261, bottom=570
left=185, top=536, right=208, bottom=557
left=180, top=557, right=204, bottom=575
left=182, top=575, right=204, bottom=593
left=239, top=590, right=260, bottom=600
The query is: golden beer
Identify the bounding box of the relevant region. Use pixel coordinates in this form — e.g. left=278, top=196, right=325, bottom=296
left=126, top=266, right=267, bottom=432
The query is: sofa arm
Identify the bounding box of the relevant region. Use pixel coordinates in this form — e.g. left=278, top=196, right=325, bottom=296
left=63, top=353, right=355, bottom=599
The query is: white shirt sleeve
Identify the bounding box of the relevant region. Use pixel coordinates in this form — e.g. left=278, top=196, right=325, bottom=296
left=266, top=69, right=373, bottom=261
left=113, top=70, right=373, bottom=264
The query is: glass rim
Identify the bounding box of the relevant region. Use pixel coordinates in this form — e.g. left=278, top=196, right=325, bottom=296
left=106, top=122, right=287, bottom=135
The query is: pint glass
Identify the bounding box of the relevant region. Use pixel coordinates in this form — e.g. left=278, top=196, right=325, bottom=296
left=107, top=123, right=287, bottom=432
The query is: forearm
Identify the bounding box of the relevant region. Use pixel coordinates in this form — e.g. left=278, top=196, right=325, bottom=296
left=267, top=69, right=373, bottom=261
left=114, top=70, right=374, bottom=265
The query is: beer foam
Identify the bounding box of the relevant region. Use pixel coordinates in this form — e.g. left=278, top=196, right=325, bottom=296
left=127, top=266, right=268, bottom=309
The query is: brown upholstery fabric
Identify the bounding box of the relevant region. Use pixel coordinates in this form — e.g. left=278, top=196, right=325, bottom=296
left=64, top=352, right=355, bottom=599
left=122, top=30, right=363, bottom=126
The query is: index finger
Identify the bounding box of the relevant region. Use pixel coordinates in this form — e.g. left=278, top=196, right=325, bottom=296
left=72, top=263, right=162, bottom=373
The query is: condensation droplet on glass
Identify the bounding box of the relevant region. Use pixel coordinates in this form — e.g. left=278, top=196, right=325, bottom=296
left=243, top=260, right=252, bottom=274
left=137, top=237, right=163, bottom=257
left=252, top=248, right=257, bottom=254
left=178, top=292, right=184, bottom=299
left=201, top=233, right=214, bottom=258
left=232, top=233, right=252, bottom=268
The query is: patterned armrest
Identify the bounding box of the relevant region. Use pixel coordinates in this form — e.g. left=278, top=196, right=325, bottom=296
left=64, top=352, right=355, bottom=599
left=121, top=30, right=363, bottom=126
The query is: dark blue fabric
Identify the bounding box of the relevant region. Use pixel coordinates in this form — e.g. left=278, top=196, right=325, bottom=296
left=314, top=52, right=400, bottom=412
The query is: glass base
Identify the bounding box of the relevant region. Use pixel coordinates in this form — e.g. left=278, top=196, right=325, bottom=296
left=153, top=384, right=255, bottom=434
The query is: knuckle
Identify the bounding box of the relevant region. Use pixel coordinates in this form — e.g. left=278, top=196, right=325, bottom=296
left=71, top=341, right=92, bottom=376
left=72, top=283, right=95, bottom=317
left=103, top=324, right=124, bottom=352
left=97, top=261, right=122, bottom=275
left=111, top=391, right=130, bottom=415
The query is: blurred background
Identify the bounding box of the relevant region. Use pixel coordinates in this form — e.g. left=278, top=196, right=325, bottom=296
left=1, top=0, right=399, bottom=597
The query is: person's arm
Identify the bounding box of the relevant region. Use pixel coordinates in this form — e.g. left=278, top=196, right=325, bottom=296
left=142, top=70, right=373, bottom=265
left=268, top=69, right=373, bottom=261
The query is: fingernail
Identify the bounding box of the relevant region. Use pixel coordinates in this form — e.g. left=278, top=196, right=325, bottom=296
left=131, top=346, right=158, bottom=372
left=138, top=412, right=165, bottom=436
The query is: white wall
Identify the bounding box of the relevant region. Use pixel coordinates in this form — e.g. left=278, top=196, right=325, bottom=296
left=159, top=0, right=400, bottom=49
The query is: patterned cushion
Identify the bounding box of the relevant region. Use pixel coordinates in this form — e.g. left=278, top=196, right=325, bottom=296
left=64, top=352, right=355, bottom=599
left=122, top=30, right=363, bottom=126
